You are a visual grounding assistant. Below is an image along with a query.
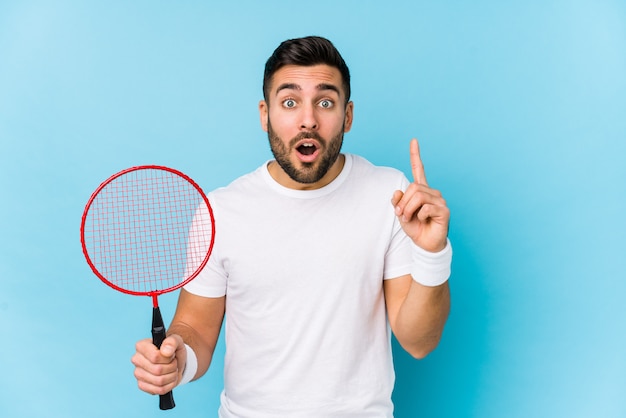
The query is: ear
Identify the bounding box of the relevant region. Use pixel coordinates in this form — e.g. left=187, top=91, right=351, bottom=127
left=259, top=100, right=269, bottom=132
left=343, top=101, right=354, bottom=133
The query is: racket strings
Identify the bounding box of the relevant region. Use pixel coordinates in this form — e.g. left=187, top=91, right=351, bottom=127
left=83, top=168, right=213, bottom=294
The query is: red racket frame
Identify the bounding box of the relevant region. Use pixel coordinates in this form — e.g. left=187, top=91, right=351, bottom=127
left=80, top=165, right=215, bottom=307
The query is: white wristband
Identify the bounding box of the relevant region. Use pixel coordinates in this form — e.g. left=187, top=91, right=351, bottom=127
left=410, top=239, right=452, bottom=287
left=179, top=343, right=198, bottom=386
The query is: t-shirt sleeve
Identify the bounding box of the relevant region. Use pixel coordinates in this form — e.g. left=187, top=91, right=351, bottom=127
left=183, top=194, right=228, bottom=297
left=383, top=175, right=413, bottom=280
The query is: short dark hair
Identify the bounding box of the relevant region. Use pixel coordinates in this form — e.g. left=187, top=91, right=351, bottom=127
left=263, top=36, right=351, bottom=103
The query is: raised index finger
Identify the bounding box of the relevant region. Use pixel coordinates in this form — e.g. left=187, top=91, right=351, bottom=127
left=410, top=138, right=428, bottom=186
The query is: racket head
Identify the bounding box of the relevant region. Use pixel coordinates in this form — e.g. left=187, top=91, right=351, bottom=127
left=80, top=165, right=215, bottom=298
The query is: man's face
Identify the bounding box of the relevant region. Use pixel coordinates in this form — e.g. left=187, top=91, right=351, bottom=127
left=259, top=64, right=353, bottom=190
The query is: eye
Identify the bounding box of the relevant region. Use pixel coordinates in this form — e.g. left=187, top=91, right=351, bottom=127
left=318, top=99, right=334, bottom=109
left=283, top=99, right=297, bottom=108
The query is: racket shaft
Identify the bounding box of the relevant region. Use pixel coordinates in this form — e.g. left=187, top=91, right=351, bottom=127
left=152, top=307, right=175, bottom=410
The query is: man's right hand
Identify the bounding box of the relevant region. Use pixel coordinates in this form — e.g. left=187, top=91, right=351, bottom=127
left=131, top=334, right=187, bottom=395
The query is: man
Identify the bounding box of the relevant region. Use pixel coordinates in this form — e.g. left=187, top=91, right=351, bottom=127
left=132, top=36, right=452, bottom=417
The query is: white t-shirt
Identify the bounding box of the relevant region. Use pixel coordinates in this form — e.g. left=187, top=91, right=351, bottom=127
left=185, top=154, right=413, bottom=417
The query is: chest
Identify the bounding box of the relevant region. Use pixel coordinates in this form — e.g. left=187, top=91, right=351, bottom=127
left=217, top=190, right=395, bottom=298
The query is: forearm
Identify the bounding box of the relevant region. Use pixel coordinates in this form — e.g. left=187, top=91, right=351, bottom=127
left=393, top=280, right=450, bottom=359
left=166, top=290, right=225, bottom=381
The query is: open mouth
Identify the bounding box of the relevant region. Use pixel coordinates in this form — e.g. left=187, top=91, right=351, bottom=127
left=297, top=143, right=317, bottom=156
left=294, top=140, right=321, bottom=163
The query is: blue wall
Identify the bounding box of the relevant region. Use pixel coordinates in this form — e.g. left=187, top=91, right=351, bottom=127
left=1, top=1, right=625, bottom=417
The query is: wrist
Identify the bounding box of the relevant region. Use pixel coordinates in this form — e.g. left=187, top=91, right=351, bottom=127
left=410, top=238, right=452, bottom=287
left=178, top=344, right=198, bottom=386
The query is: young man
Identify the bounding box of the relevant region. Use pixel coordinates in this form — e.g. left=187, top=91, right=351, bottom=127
left=132, top=36, right=452, bottom=417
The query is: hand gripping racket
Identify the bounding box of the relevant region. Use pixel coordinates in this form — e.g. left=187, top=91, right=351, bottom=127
left=80, top=166, right=215, bottom=410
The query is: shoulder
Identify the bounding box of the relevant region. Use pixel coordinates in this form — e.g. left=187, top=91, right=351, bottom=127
left=208, top=163, right=267, bottom=200
left=346, top=154, right=409, bottom=188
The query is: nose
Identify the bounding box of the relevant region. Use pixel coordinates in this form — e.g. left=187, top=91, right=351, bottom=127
left=299, top=104, right=318, bottom=130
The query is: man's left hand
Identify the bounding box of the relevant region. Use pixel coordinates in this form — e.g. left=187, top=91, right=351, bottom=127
left=391, top=138, right=450, bottom=252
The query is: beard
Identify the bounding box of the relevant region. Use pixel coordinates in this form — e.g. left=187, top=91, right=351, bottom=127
left=267, top=119, right=344, bottom=184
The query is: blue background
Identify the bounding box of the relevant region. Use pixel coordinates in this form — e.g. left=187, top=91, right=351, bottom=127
left=1, top=1, right=625, bottom=417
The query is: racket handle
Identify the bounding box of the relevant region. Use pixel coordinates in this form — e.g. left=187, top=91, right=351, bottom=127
left=152, top=307, right=176, bottom=410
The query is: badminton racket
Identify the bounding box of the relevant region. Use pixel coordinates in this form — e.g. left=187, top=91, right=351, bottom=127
left=80, top=165, right=215, bottom=410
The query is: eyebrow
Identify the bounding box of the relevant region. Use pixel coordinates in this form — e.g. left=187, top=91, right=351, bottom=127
left=275, top=83, right=341, bottom=96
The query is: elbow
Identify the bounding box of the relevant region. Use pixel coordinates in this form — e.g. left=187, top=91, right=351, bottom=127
left=407, top=346, right=435, bottom=360
left=405, top=346, right=434, bottom=360
left=401, top=335, right=443, bottom=360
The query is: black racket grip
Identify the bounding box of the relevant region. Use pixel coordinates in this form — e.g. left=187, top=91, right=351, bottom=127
left=152, top=307, right=176, bottom=410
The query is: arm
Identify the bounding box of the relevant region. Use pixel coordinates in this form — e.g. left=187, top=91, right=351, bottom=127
left=167, top=289, right=225, bottom=381
left=384, top=275, right=450, bottom=359
left=131, top=289, right=225, bottom=395
left=386, top=138, right=451, bottom=359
